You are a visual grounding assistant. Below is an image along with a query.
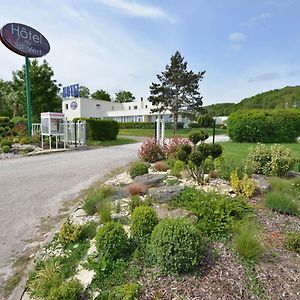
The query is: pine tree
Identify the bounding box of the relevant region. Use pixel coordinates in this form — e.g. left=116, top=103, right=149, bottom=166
left=149, top=51, right=205, bottom=132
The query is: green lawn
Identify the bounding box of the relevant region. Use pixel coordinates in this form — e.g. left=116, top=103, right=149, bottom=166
left=119, top=127, right=227, bottom=137
left=87, top=137, right=138, bottom=147
left=219, top=142, right=300, bottom=171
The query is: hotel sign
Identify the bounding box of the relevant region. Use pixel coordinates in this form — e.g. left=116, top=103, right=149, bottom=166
left=63, top=84, right=80, bottom=98
left=0, top=23, right=50, bottom=57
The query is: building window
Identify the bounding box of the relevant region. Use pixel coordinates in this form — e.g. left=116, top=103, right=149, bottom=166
left=145, top=105, right=148, bottom=109
left=112, top=106, right=114, bottom=111
left=134, top=106, right=138, bottom=109
left=65, top=104, right=68, bottom=109
left=96, top=104, right=101, bottom=110
left=129, top=106, right=131, bottom=110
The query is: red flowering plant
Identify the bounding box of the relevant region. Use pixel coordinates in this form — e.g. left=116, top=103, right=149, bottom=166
left=138, top=138, right=165, bottom=163
left=163, top=137, right=192, bottom=159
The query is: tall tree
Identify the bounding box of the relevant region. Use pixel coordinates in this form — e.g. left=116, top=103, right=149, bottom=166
left=149, top=51, right=205, bottom=132
left=11, top=59, right=61, bottom=122
left=91, top=89, right=111, bottom=101
left=79, top=86, right=90, bottom=98
left=115, top=90, right=135, bottom=103
left=0, top=80, right=14, bottom=117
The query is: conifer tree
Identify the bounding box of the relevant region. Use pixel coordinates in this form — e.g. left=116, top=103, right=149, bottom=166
left=149, top=51, right=205, bottom=132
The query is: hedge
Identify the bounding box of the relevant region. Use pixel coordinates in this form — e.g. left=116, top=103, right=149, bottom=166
left=119, top=122, right=184, bottom=129
left=75, top=118, right=119, bottom=141
left=227, top=109, right=300, bottom=143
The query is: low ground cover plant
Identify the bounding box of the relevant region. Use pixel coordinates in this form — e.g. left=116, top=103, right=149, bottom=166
left=172, top=187, right=250, bottom=238
left=286, top=231, right=300, bottom=253
left=59, top=219, right=82, bottom=245
left=265, top=192, right=299, bottom=216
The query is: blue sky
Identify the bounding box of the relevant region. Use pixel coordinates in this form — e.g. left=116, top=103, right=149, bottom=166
left=0, top=0, right=300, bottom=105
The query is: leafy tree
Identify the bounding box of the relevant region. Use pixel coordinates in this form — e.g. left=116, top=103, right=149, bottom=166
left=91, top=89, right=111, bottom=101
left=79, top=85, right=90, bottom=98
left=11, top=59, right=61, bottom=122
left=149, top=51, right=205, bottom=133
left=0, top=80, right=14, bottom=117
left=115, top=90, right=135, bottom=103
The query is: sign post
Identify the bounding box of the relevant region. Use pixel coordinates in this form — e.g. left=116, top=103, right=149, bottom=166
left=0, top=23, right=50, bottom=135
left=25, top=57, right=32, bottom=135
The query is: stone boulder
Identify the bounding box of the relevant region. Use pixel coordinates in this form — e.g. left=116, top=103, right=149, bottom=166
left=149, top=185, right=184, bottom=203
left=252, top=174, right=271, bottom=195
left=134, top=173, right=165, bottom=187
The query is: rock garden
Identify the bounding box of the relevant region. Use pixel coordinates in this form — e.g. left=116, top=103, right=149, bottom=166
left=23, top=131, right=300, bottom=300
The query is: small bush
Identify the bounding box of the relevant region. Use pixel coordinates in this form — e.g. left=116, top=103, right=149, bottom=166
left=265, top=192, right=299, bottom=216
left=129, top=196, right=142, bottom=213
left=131, top=206, right=158, bottom=243
left=128, top=183, right=146, bottom=196
left=20, top=136, right=32, bottom=145
left=59, top=219, right=82, bottom=244
left=96, top=222, right=129, bottom=260
left=269, top=177, right=292, bottom=193
left=153, top=161, right=169, bottom=172
left=1, top=139, right=12, bottom=148
left=138, top=138, right=165, bottom=163
left=110, top=283, right=140, bottom=300
left=99, top=200, right=112, bottom=223
left=234, top=219, right=264, bottom=260
left=1, top=145, right=10, bottom=153
left=129, top=162, right=149, bottom=179
left=217, top=159, right=250, bottom=181
left=85, top=119, right=119, bottom=141
left=247, top=144, right=298, bottom=177
left=48, top=279, right=83, bottom=300
left=286, top=231, right=300, bottom=253
left=151, top=218, right=202, bottom=274
left=230, top=170, right=255, bottom=198
left=171, top=160, right=185, bottom=177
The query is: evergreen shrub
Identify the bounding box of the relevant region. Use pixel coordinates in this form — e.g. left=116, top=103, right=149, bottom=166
left=119, top=122, right=184, bottom=129
left=151, top=218, right=202, bottom=274
left=83, top=119, right=119, bottom=140
left=227, top=109, right=300, bottom=143
left=95, top=222, right=129, bottom=260
left=129, top=161, right=149, bottom=178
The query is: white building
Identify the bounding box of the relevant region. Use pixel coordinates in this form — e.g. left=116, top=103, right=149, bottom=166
left=62, top=97, right=175, bottom=123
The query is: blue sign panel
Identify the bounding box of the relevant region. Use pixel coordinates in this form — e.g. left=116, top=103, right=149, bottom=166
left=63, top=84, right=80, bottom=98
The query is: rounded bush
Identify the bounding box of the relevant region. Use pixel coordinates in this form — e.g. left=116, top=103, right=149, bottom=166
left=209, top=144, right=223, bottom=159
left=197, top=143, right=212, bottom=159
left=1, top=139, right=12, bottom=148
left=96, top=222, right=129, bottom=260
left=189, top=151, right=204, bottom=167
left=129, top=161, right=149, bottom=179
left=131, top=206, right=158, bottom=243
left=138, top=138, right=165, bottom=163
left=176, top=148, right=189, bottom=162
left=227, top=109, right=300, bottom=143
left=1, top=145, right=10, bottom=153
left=188, top=130, right=209, bottom=145
left=151, top=218, right=202, bottom=274
left=181, top=144, right=192, bottom=155
left=197, top=114, right=214, bottom=128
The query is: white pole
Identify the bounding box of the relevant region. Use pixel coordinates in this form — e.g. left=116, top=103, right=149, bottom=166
left=161, top=118, right=165, bottom=143
left=156, top=115, right=161, bottom=143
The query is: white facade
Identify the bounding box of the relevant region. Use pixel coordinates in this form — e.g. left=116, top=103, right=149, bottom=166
left=62, top=97, right=174, bottom=123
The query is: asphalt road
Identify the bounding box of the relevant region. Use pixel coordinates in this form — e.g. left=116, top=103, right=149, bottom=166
left=0, top=143, right=140, bottom=285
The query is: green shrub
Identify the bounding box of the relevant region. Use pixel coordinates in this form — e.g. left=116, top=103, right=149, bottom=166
left=129, top=161, right=149, bottom=178
left=20, top=136, right=32, bottom=144
left=83, top=186, right=114, bottom=215
left=151, top=218, right=202, bottom=274
left=83, top=119, right=119, bottom=141
left=217, top=158, right=250, bottom=181
left=247, top=144, right=298, bottom=177
left=234, top=219, right=264, bottom=260
left=131, top=206, right=158, bottom=243
left=96, top=222, right=129, bottom=260
left=128, top=195, right=142, bottom=213
left=172, top=187, right=250, bottom=238
left=99, top=200, right=112, bottom=223
left=1, top=145, right=10, bottom=153
left=118, top=122, right=184, bottom=129
left=112, top=283, right=140, bottom=300
left=286, top=231, right=300, bottom=253
left=59, top=219, right=82, bottom=244
left=48, top=279, right=83, bottom=300
left=188, top=130, right=209, bottom=145
left=227, top=109, right=300, bottom=143
left=138, top=138, right=165, bottom=163
left=1, top=139, right=12, bottom=148
left=265, top=192, right=299, bottom=216
left=0, top=116, right=10, bottom=124
left=171, top=160, right=185, bottom=177
left=197, top=114, right=214, bottom=128
left=269, top=177, right=292, bottom=193
left=10, top=116, right=27, bottom=124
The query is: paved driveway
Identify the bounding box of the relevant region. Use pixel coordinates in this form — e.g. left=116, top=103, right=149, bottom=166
left=0, top=143, right=140, bottom=286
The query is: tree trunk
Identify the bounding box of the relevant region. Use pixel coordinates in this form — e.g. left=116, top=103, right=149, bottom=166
left=173, top=113, right=178, bottom=134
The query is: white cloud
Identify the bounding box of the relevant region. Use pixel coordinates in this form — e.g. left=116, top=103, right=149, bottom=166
left=228, top=32, right=246, bottom=42
left=242, top=12, right=271, bottom=26
left=96, top=0, right=172, bottom=20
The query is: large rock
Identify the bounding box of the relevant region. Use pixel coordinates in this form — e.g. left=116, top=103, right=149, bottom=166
left=252, top=174, right=271, bottom=195
left=134, top=173, right=165, bottom=187
left=149, top=185, right=184, bottom=203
